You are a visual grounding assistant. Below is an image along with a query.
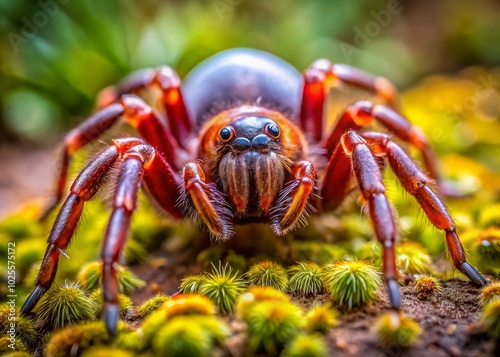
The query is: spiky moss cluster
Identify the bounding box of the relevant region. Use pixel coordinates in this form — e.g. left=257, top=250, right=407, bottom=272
left=136, top=293, right=171, bottom=319
left=396, top=242, right=432, bottom=275
left=414, top=276, right=442, bottom=299
left=0, top=336, right=27, bottom=354
left=141, top=294, right=229, bottom=356
left=81, top=346, right=134, bottom=357
left=480, top=281, right=500, bottom=306
left=0, top=304, right=37, bottom=349
left=246, top=300, right=304, bottom=355
left=90, top=288, right=133, bottom=318
left=481, top=300, right=500, bottom=338
left=479, top=203, right=500, bottom=228
left=236, top=286, right=290, bottom=321
left=197, top=263, right=246, bottom=313
left=288, top=262, right=324, bottom=296
left=77, top=261, right=145, bottom=293
left=324, top=260, right=382, bottom=308
left=246, top=260, right=289, bottom=292
left=374, top=312, right=421, bottom=348
left=303, top=303, right=338, bottom=334
left=179, top=274, right=207, bottom=294
left=475, top=228, right=500, bottom=268
left=281, top=333, right=329, bottom=357
left=35, top=281, right=96, bottom=330
left=45, top=320, right=131, bottom=357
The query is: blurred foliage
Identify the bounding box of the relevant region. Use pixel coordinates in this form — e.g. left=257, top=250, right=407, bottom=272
left=1, top=0, right=500, bottom=144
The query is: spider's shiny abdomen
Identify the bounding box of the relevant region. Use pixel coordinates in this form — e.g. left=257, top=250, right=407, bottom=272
left=182, top=48, right=302, bottom=125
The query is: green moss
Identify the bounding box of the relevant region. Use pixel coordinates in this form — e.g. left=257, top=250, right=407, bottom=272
left=236, top=286, right=290, bottom=321
left=179, top=274, right=207, bottom=294
left=246, top=300, right=303, bottom=355
left=482, top=300, right=500, bottom=338
left=480, top=281, right=500, bottom=306
left=288, top=262, right=324, bottom=296
left=374, top=312, right=421, bottom=348
left=303, top=303, right=338, bottom=334
left=396, top=242, right=432, bottom=275
left=45, top=321, right=110, bottom=357
left=414, top=275, right=442, bottom=298
left=0, top=304, right=37, bottom=348
left=475, top=228, right=500, bottom=268
left=36, top=281, right=96, bottom=330
left=198, top=263, right=246, bottom=313
left=479, top=204, right=500, bottom=228
left=246, top=261, right=289, bottom=292
left=136, top=293, right=171, bottom=319
left=81, top=346, right=134, bottom=357
left=324, top=260, right=382, bottom=308
left=292, top=241, right=349, bottom=265
left=281, top=333, right=329, bottom=357
left=77, top=261, right=145, bottom=293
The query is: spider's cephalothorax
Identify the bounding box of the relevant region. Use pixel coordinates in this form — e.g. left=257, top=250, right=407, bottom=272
left=21, top=48, right=486, bottom=335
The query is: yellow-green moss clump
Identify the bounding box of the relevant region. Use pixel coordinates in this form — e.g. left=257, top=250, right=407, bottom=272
left=414, top=276, right=442, bottom=299
left=236, top=286, right=290, bottom=321
left=288, top=262, right=324, bottom=296
left=280, top=333, right=329, bottom=357
left=136, top=293, right=171, bottom=319
left=246, top=300, right=303, bottom=355
left=89, top=288, right=133, bottom=319
left=36, top=281, right=96, bottom=330
left=481, top=300, right=500, bottom=338
left=246, top=261, right=289, bottom=292
left=324, top=260, right=382, bottom=308
left=303, top=303, right=338, bottom=334
left=197, top=263, right=246, bottom=313
left=396, top=242, right=433, bottom=275
left=179, top=274, right=207, bottom=294
left=480, top=281, right=500, bottom=306
left=77, top=261, right=145, bottom=293
left=0, top=304, right=37, bottom=348
left=374, top=312, right=421, bottom=347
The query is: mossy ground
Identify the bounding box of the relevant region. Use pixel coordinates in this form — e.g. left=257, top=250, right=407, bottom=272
left=1, top=70, right=499, bottom=356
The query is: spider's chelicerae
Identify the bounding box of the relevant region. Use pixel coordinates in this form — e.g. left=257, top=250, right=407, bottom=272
left=21, top=48, right=486, bottom=334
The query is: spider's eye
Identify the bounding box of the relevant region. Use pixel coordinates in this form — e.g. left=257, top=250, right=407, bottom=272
left=265, top=123, right=280, bottom=138
left=219, top=127, right=234, bottom=142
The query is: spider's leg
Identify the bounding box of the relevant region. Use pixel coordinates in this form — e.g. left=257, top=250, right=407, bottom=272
left=323, top=101, right=456, bottom=197
left=362, top=132, right=486, bottom=286
left=21, top=144, right=122, bottom=317
left=180, top=162, right=234, bottom=240
left=41, top=95, right=181, bottom=220
left=270, top=161, right=316, bottom=235
left=98, top=66, right=192, bottom=148
left=300, top=59, right=398, bottom=142
left=321, top=131, right=401, bottom=310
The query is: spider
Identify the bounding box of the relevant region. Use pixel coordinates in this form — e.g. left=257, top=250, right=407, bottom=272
left=21, top=48, right=486, bottom=335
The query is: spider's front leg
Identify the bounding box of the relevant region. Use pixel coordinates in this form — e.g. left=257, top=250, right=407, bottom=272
left=321, top=131, right=401, bottom=309
left=21, top=139, right=184, bottom=336
left=361, top=132, right=486, bottom=285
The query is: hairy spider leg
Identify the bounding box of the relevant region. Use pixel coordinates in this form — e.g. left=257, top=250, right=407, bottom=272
left=300, top=59, right=398, bottom=142
left=98, top=66, right=193, bottom=148
left=322, top=131, right=401, bottom=310
left=323, top=101, right=457, bottom=197
left=40, top=95, right=182, bottom=220
left=361, top=132, right=486, bottom=286
left=21, top=139, right=183, bottom=336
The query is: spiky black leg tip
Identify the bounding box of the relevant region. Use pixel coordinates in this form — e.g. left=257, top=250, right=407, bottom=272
left=387, top=279, right=401, bottom=309
left=21, top=286, right=46, bottom=316
left=458, top=262, right=487, bottom=286
left=104, top=304, right=119, bottom=337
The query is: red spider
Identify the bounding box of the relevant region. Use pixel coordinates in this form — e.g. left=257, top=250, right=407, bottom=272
left=21, top=48, right=486, bottom=335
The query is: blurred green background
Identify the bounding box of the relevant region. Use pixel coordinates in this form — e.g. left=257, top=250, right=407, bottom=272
left=1, top=0, right=500, bottom=146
